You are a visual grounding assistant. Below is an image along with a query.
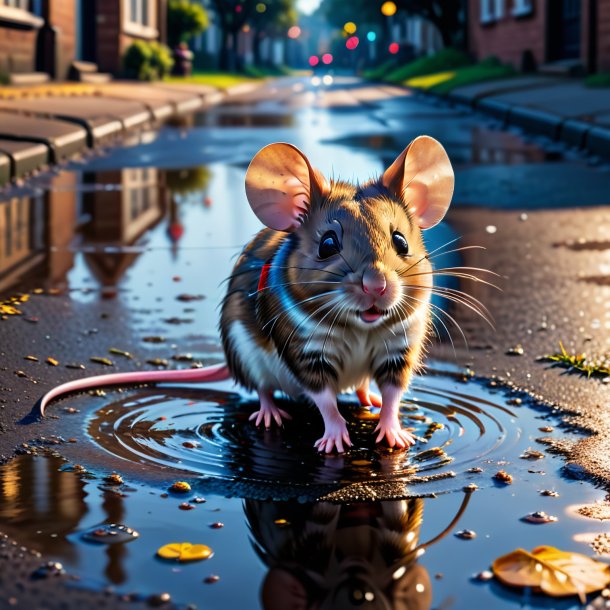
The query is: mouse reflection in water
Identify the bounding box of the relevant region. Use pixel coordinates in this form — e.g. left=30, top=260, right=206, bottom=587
left=245, top=493, right=472, bottom=610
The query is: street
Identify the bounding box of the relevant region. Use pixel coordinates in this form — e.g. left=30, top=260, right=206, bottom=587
left=0, top=76, right=609, bottom=609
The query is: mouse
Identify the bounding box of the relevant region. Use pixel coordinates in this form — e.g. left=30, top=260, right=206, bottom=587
left=38, top=135, right=455, bottom=454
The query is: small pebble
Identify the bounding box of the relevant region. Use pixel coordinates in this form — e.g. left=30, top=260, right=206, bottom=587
left=81, top=523, right=139, bottom=544
left=179, top=503, right=195, bottom=511
left=472, top=570, right=493, bottom=582
left=507, top=398, right=522, bottom=406
left=463, top=483, right=479, bottom=492
left=505, top=345, right=524, bottom=356
left=520, top=449, right=545, bottom=460
left=191, top=497, right=206, bottom=504
left=104, top=473, right=124, bottom=485
left=494, top=470, right=513, bottom=484
left=210, top=522, right=224, bottom=529
left=455, top=529, right=476, bottom=540
left=467, top=467, right=483, bottom=473
left=522, top=511, right=558, bottom=524
left=31, top=561, right=65, bottom=580
left=540, top=490, right=560, bottom=497
left=147, top=592, right=171, bottom=607
left=169, top=481, right=191, bottom=493
left=538, top=426, right=554, bottom=433
left=204, top=575, right=220, bottom=584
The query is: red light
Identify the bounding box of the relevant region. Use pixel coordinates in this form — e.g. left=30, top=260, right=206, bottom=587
left=235, top=4, right=242, bottom=11
left=346, top=36, right=359, bottom=50
left=322, top=53, right=333, bottom=64
left=309, top=55, right=319, bottom=67
left=389, top=42, right=399, bottom=54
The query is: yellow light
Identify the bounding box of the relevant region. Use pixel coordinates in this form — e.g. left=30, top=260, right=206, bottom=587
left=256, top=2, right=266, bottom=12
left=381, top=1, right=397, bottom=16
left=343, top=21, right=357, bottom=34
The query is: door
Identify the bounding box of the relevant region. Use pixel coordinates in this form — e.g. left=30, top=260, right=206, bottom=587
left=76, top=0, right=97, bottom=62
left=548, top=0, right=581, bottom=61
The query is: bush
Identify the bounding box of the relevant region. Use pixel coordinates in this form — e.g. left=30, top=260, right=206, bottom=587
left=168, top=0, right=209, bottom=48
left=123, top=40, right=174, bottom=81
left=384, top=48, right=471, bottom=84
left=585, top=72, right=610, bottom=88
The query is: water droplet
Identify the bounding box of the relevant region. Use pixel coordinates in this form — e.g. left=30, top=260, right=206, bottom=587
left=485, top=225, right=497, bottom=234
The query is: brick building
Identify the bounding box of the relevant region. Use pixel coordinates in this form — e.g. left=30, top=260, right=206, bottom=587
left=0, top=0, right=167, bottom=83
left=468, top=0, right=610, bottom=73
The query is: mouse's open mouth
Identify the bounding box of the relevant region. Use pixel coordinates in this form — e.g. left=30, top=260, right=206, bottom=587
left=360, top=305, right=384, bottom=323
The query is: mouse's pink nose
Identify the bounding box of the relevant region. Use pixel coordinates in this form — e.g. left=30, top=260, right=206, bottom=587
left=362, top=269, right=386, bottom=296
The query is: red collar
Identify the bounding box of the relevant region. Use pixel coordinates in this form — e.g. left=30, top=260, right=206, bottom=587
left=257, top=261, right=272, bottom=292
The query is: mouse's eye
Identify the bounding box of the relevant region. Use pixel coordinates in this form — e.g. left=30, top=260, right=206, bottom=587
left=392, top=231, right=409, bottom=256
left=318, top=230, right=341, bottom=259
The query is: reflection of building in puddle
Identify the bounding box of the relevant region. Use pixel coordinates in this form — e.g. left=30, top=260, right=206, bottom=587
left=0, top=454, right=131, bottom=585
left=0, top=455, right=87, bottom=562
left=0, top=169, right=168, bottom=293
left=246, top=493, right=471, bottom=610
left=471, top=128, right=552, bottom=165
left=0, top=172, right=78, bottom=292
left=82, top=168, right=165, bottom=289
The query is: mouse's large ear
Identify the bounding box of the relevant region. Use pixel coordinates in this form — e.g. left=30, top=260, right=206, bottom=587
left=245, top=142, right=328, bottom=232
left=382, top=135, right=454, bottom=229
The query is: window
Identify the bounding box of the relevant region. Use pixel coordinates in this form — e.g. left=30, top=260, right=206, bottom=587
left=2, top=0, right=30, bottom=8
left=0, top=0, right=43, bottom=28
left=512, top=0, right=533, bottom=17
left=128, top=0, right=150, bottom=26
left=480, top=0, right=505, bottom=23
left=123, top=0, right=157, bottom=38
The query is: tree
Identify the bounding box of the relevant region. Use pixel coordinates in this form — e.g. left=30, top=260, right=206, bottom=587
left=316, top=0, right=466, bottom=51
left=249, top=0, right=298, bottom=66
left=167, top=0, right=210, bottom=48
left=395, top=0, right=466, bottom=49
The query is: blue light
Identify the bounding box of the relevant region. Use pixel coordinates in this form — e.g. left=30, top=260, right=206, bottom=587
left=367, top=31, right=376, bottom=42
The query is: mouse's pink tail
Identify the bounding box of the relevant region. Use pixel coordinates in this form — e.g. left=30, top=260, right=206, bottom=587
left=38, top=363, right=231, bottom=417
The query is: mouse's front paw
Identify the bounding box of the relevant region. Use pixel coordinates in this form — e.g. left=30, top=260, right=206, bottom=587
left=374, top=419, right=416, bottom=449
left=314, top=420, right=351, bottom=454
left=249, top=396, right=292, bottom=429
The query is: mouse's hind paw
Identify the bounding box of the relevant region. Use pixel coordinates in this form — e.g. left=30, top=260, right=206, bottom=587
left=374, top=419, right=416, bottom=449
left=249, top=391, right=292, bottom=429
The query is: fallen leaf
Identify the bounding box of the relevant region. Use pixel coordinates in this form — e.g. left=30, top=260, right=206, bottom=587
left=492, top=545, right=610, bottom=602
left=157, top=542, right=213, bottom=562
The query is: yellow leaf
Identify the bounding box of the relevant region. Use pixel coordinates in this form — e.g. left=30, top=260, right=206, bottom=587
left=157, top=542, right=213, bottom=562
left=493, top=546, right=610, bottom=603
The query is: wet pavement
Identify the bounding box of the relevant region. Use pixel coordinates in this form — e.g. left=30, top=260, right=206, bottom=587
left=0, top=76, right=609, bottom=609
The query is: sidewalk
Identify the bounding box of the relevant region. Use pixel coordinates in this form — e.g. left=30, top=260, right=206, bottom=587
left=0, top=80, right=227, bottom=185
left=445, top=76, right=610, bottom=157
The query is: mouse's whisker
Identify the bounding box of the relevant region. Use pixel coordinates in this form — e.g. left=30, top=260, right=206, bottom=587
left=261, top=290, right=336, bottom=332
left=404, top=283, right=494, bottom=329
left=251, top=279, right=341, bottom=296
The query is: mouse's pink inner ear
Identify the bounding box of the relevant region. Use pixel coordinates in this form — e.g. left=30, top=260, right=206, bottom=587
left=245, top=142, right=326, bottom=232
left=382, top=135, right=454, bottom=229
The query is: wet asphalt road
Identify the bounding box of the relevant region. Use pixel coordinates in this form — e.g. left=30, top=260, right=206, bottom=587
left=0, top=75, right=609, bottom=608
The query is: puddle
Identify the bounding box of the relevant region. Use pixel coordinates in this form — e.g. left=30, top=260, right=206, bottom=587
left=0, top=372, right=606, bottom=609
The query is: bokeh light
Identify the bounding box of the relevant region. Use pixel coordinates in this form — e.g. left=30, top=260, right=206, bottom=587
left=381, top=1, right=397, bottom=16
left=389, top=42, right=399, bottom=54
left=322, top=53, right=333, bottom=64
left=322, top=75, right=333, bottom=85
left=346, top=36, right=359, bottom=50
left=308, top=55, right=319, bottom=67
left=287, top=25, right=301, bottom=39
left=242, top=24, right=250, bottom=32
left=235, top=4, right=243, bottom=12
left=367, top=31, right=376, bottom=42
left=343, top=21, right=357, bottom=34
left=255, top=2, right=266, bottom=12
left=311, top=76, right=321, bottom=86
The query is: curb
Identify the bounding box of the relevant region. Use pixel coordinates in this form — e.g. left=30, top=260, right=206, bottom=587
left=414, top=85, right=610, bottom=159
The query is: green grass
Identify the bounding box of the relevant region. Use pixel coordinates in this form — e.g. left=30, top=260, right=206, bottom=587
left=539, top=342, right=610, bottom=378
left=415, top=61, right=516, bottom=94
left=384, top=48, right=471, bottom=84
left=363, top=59, right=398, bottom=81
left=585, top=72, right=610, bottom=88
left=164, top=71, right=261, bottom=90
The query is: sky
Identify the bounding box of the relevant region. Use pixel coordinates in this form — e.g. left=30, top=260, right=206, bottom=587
left=297, top=0, right=321, bottom=15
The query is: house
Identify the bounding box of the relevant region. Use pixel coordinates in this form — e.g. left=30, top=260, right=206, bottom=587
left=0, top=0, right=167, bottom=83
left=468, top=0, right=610, bottom=73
